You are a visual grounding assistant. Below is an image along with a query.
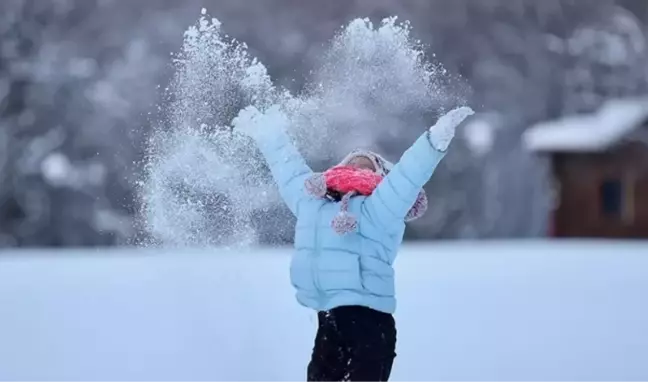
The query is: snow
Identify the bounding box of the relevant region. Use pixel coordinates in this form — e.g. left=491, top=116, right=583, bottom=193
left=41, top=152, right=72, bottom=186
left=523, top=97, right=648, bottom=152
left=143, top=12, right=456, bottom=247
left=1, top=241, right=647, bottom=380
left=462, top=115, right=497, bottom=156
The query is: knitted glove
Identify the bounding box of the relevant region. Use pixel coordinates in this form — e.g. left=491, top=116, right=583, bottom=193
left=427, top=106, right=474, bottom=152
left=231, top=104, right=289, bottom=140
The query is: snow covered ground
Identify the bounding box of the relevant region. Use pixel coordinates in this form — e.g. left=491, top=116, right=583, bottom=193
left=0, top=241, right=647, bottom=381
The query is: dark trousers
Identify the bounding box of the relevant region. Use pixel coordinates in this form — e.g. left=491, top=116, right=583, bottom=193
left=307, top=305, right=397, bottom=381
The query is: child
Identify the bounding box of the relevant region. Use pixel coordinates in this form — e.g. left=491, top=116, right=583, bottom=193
left=233, top=105, right=474, bottom=381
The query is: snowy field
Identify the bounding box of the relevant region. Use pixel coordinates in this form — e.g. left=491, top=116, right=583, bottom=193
left=0, top=241, right=647, bottom=381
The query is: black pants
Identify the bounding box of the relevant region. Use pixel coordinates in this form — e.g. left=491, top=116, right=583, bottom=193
left=307, top=305, right=396, bottom=381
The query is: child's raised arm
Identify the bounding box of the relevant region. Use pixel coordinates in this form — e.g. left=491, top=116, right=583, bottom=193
left=233, top=105, right=314, bottom=216
left=361, top=107, right=474, bottom=230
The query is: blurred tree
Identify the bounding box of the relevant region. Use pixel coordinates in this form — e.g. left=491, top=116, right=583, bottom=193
left=560, top=5, right=648, bottom=113
left=0, top=0, right=180, bottom=246
left=0, top=0, right=646, bottom=246
left=392, top=0, right=648, bottom=239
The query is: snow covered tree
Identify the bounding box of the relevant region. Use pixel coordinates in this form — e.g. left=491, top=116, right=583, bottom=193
left=0, top=0, right=646, bottom=245
left=558, top=5, right=648, bottom=114
left=0, top=0, right=180, bottom=246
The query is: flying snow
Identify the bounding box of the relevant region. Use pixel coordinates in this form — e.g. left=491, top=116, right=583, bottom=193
left=139, top=11, right=464, bottom=248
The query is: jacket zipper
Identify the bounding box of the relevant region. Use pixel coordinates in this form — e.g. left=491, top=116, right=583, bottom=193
left=312, top=206, right=323, bottom=303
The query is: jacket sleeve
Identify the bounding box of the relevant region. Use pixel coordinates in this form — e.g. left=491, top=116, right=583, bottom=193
left=361, top=132, right=446, bottom=230
left=253, top=128, right=314, bottom=216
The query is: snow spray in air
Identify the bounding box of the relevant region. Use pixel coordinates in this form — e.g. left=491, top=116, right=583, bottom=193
left=139, top=9, right=463, bottom=248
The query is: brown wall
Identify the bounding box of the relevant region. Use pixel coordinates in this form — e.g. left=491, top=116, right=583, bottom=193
left=553, top=142, right=648, bottom=238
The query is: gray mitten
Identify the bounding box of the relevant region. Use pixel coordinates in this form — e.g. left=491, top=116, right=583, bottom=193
left=427, top=106, right=475, bottom=152
left=231, top=104, right=290, bottom=140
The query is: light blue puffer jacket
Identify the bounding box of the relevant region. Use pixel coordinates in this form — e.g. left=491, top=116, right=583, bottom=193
left=254, top=129, right=447, bottom=314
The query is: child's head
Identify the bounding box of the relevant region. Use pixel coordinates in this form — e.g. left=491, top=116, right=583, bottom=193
left=345, top=155, right=376, bottom=172
left=338, top=150, right=392, bottom=177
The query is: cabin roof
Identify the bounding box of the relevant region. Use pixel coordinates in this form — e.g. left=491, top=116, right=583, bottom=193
left=523, top=97, right=648, bottom=153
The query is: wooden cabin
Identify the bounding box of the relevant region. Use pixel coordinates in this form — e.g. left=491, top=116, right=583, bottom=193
left=524, top=98, right=648, bottom=238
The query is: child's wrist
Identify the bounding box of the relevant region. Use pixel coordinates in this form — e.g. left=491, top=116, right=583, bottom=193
left=426, top=129, right=453, bottom=152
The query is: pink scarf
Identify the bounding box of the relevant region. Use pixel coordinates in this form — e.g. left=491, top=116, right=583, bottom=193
left=304, top=166, right=428, bottom=235
left=324, top=166, right=383, bottom=196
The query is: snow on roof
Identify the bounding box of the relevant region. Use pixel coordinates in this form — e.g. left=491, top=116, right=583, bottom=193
left=523, top=97, right=648, bottom=153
